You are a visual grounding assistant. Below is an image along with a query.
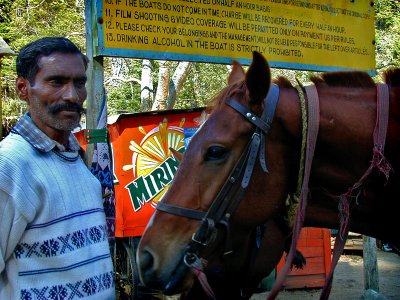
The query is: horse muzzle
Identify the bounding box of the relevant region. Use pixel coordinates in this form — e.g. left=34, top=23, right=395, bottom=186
left=138, top=246, right=195, bottom=295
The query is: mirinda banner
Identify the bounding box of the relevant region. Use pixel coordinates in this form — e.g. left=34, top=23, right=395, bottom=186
left=76, top=108, right=205, bottom=237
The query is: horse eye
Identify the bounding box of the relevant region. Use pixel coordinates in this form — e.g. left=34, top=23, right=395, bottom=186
left=205, top=146, right=228, bottom=161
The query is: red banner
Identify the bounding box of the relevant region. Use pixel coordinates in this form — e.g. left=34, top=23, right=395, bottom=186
left=76, top=108, right=205, bottom=237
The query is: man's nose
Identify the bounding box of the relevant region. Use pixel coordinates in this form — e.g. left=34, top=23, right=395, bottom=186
left=63, top=82, right=80, bottom=102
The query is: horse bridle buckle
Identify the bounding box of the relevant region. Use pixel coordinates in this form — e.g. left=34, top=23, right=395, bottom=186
left=191, top=232, right=210, bottom=246
left=191, top=218, right=217, bottom=246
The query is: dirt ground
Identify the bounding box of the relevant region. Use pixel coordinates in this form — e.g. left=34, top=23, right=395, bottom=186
left=250, top=249, right=400, bottom=300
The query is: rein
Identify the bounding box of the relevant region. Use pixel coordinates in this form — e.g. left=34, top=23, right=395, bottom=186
left=156, top=84, right=280, bottom=298
left=319, top=83, right=392, bottom=300
left=268, top=83, right=320, bottom=300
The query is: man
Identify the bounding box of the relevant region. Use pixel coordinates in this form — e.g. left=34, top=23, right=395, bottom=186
left=0, top=37, right=115, bottom=299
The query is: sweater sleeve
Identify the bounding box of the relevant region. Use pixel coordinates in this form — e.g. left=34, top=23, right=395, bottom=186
left=0, top=189, right=29, bottom=276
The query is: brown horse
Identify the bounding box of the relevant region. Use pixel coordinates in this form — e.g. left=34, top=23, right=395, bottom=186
left=138, top=52, right=400, bottom=299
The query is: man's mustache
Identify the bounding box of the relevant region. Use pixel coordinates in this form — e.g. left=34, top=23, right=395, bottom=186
left=48, top=102, right=86, bottom=115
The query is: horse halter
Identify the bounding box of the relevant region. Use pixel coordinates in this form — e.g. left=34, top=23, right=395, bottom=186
left=156, top=84, right=280, bottom=268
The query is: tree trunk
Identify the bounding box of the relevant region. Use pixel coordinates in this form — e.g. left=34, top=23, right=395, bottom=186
left=152, top=60, right=170, bottom=111
left=140, top=59, right=154, bottom=111
left=167, top=61, right=191, bottom=109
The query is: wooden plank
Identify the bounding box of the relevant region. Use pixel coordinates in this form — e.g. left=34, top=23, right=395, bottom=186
left=298, top=238, right=324, bottom=247
left=323, top=229, right=332, bottom=274
left=304, top=228, right=325, bottom=238
left=299, top=246, right=326, bottom=257
left=284, top=275, right=326, bottom=289
left=277, top=228, right=331, bottom=289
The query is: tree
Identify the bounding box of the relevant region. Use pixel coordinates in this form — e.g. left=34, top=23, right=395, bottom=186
left=140, top=59, right=154, bottom=111
left=1, top=0, right=86, bottom=125
left=375, top=0, right=400, bottom=71
left=152, top=60, right=170, bottom=111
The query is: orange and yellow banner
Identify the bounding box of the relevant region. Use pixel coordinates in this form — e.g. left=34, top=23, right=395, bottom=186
left=76, top=108, right=205, bottom=237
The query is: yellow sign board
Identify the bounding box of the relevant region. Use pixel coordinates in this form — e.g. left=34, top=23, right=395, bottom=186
left=96, top=0, right=375, bottom=73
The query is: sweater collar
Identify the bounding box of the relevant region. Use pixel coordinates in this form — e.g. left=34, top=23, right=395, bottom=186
left=12, top=113, right=82, bottom=153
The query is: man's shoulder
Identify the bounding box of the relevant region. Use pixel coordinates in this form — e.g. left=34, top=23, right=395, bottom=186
left=0, top=133, right=35, bottom=164
left=1, top=132, right=31, bottom=149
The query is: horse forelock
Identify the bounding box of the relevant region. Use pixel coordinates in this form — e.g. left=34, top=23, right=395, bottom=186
left=207, top=80, right=249, bottom=111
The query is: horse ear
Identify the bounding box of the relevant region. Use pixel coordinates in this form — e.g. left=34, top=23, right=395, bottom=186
left=246, top=52, right=271, bottom=105
left=169, top=147, right=184, bottom=162
left=228, top=60, right=246, bottom=84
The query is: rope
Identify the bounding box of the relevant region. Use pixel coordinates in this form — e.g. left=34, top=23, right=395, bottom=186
left=268, top=83, right=320, bottom=300
left=192, top=269, right=216, bottom=300
left=186, top=255, right=216, bottom=299
left=285, top=84, right=308, bottom=229
left=295, top=83, right=309, bottom=196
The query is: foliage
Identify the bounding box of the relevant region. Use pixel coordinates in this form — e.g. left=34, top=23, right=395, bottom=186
left=9, top=0, right=86, bottom=50
left=375, top=0, right=400, bottom=70
left=1, top=0, right=86, bottom=123
left=175, top=62, right=230, bottom=109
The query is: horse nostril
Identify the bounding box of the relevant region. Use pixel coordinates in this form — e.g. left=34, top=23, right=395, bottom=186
left=138, top=248, right=156, bottom=281
left=139, top=249, right=152, bottom=268
left=138, top=247, right=167, bottom=290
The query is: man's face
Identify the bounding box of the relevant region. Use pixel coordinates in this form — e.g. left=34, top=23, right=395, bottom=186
left=16, top=52, right=87, bottom=142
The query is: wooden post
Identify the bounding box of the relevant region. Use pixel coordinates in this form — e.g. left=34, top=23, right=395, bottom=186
left=84, top=0, right=104, bottom=166
left=363, top=236, right=379, bottom=291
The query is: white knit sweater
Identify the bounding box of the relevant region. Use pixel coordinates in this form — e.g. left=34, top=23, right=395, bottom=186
left=0, top=133, right=115, bottom=299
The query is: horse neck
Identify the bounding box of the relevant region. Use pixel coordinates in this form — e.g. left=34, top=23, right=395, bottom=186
left=312, top=86, right=377, bottom=186
left=276, top=86, right=378, bottom=229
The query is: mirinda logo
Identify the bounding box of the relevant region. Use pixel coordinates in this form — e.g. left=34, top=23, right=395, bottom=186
left=123, top=118, right=185, bottom=212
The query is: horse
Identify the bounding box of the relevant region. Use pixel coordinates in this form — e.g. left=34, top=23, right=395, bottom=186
left=137, top=51, right=400, bottom=299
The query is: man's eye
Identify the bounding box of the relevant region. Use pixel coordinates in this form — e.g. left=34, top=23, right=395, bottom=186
left=49, top=79, right=64, bottom=86
left=75, top=79, right=87, bottom=86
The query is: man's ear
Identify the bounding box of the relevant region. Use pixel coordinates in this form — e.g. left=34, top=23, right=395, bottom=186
left=16, top=77, right=30, bottom=102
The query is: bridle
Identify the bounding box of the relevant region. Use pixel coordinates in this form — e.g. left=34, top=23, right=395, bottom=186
left=156, top=84, right=280, bottom=268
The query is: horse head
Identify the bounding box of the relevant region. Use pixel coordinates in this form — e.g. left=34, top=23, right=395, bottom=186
left=137, top=52, right=301, bottom=295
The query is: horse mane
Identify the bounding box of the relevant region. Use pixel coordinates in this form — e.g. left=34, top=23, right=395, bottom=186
left=310, top=71, right=376, bottom=88
left=312, top=68, right=400, bottom=88
left=273, top=71, right=377, bottom=89
left=273, top=76, right=293, bottom=88
left=383, top=68, right=400, bottom=87
left=207, top=67, right=400, bottom=110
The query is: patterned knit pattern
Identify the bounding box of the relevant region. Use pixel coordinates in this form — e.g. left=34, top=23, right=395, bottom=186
left=0, top=124, right=115, bottom=299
